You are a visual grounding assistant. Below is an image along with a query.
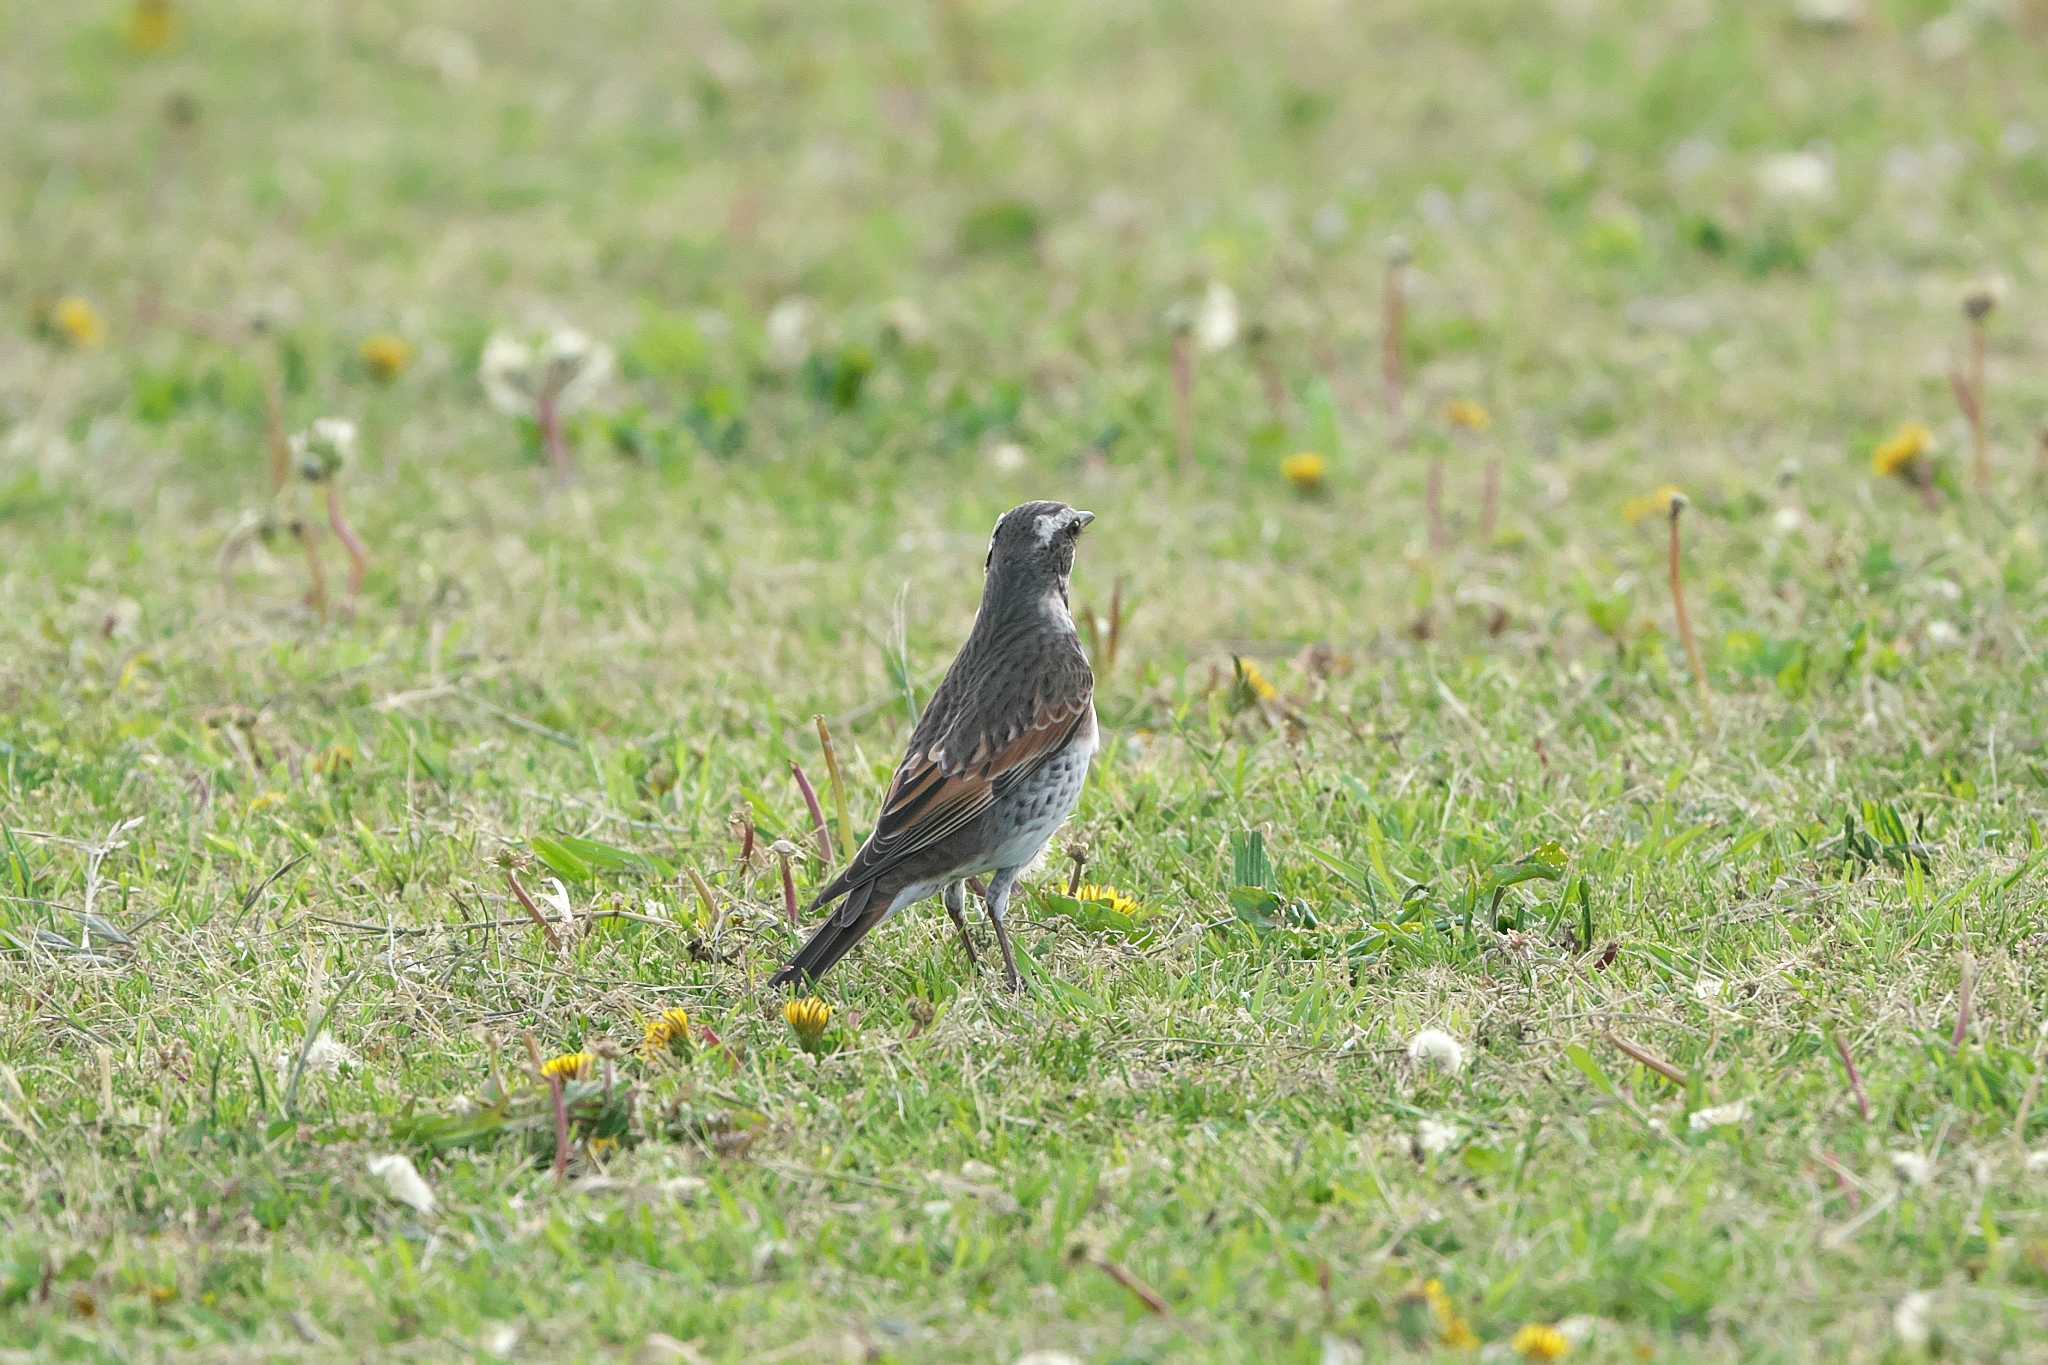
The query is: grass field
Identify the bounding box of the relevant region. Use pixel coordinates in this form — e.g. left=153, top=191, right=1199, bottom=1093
left=7, top=0, right=2048, bottom=1359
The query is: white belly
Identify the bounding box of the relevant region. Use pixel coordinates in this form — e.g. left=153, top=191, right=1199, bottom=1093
left=984, top=707, right=1097, bottom=870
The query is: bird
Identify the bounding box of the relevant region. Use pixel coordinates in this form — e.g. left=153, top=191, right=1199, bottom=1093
left=771, top=501, right=1099, bottom=992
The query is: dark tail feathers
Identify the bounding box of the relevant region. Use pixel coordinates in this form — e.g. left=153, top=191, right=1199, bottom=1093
left=769, top=880, right=886, bottom=988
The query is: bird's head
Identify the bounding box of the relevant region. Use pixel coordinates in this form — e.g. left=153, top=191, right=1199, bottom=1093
left=983, top=500, right=1095, bottom=603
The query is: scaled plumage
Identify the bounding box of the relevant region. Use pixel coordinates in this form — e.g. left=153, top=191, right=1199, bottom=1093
left=771, top=501, right=1099, bottom=990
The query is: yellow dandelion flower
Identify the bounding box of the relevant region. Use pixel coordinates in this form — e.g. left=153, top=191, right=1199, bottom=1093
left=1421, top=1280, right=1478, bottom=1350
left=1071, top=883, right=1139, bottom=916
left=359, top=334, right=413, bottom=382
left=1233, top=656, right=1279, bottom=704
left=785, top=997, right=832, bottom=1045
left=1872, top=422, right=1931, bottom=480
left=245, top=791, right=285, bottom=815
left=587, top=1135, right=619, bottom=1158
left=640, top=1008, right=693, bottom=1060
left=1446, top=399, right=1492, bottom=432
left=125, top=0, right=176, bottom=53
left=1622, top=484, right=1685, bottom=526
left=1281, top=451, right=1328, bottom=493
left=540, top=1050, right=594, bottom=1082
left=1512, top=1323, right=1572, bottom=1360
left=48, top=296, right=106, bottom=349
left=312, top=745, right=355, bottom=776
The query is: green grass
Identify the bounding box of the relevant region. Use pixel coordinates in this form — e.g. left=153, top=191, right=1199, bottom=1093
left=6, top=0, right=2048, bottom=1358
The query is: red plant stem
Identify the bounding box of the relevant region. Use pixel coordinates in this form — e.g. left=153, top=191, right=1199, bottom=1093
left=778, top=853, right=798, bottom=930
left=294, top=521, right=329, bottom=620
left=505, top=870, right=563, bottom=950
left=1832, top=1032, right=1872, bottom=1122
left=790, top=761, right=833, bottom=864
left=1668, top=502, right=1710, bottom=712
left=1171, top=333, right=1194, bottom=471
left=325, top=484, right=368, bottom=599
left=735, top=811, right=756, bottom=868
left=1607, top=1032, right=1686, bottom=1086
left=549, top=1076, right=570, bottom=1182
left=1078, top=1250, right=1171, bottom=1317
left=537, top=390, right=574, bottom=483
left=1066, top=848, right=1088, bottom=896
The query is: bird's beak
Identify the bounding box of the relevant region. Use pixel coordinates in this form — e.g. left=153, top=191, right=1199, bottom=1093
left=1073, top=510, right=1096, bottom=531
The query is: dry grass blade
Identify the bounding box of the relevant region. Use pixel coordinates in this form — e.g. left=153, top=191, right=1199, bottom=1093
left=1606, top=1032, right=1687, bottom=1086
left=1668, top=496, right=1710, bottom=715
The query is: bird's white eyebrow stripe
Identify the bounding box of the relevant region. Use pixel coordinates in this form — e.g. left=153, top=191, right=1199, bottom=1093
left=1032, top=512, right=1062, bottom=545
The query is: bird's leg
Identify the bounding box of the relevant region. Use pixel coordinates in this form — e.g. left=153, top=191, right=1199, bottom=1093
left=942, top=880, right=979, bottom=970
left=983, top=868, right=1024, bottom=992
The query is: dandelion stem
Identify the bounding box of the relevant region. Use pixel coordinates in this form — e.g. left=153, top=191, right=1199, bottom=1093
left=293, top=520, right=329, bottom=621
left=1071, top=1245, right=1171, bottom=1317
left=548, top=1075, right=570, bottom=1183
left=790, top=760, right=833, bottom=864
left=1667, top=498, right=1711, bottom=714
left=684, top=865, right=721, bottom=937
left=1831, top=1031, right=1872, bottom=1123
left=1170, top=333, right=1194, bottom=471
left=505, top=869, right=563, bottom=950
left=732, top=809, right=756, bottom=870
left=1606, top=1031, right=1686, bottom=1086
left=814, top=715, right=851, bottom=860
left=262, top=373, right=292, bottom=496
left=776, top=845, right=799, bottom=931
left=537, top=390, right=574, bottom=484
left=324, top=484, right=368, bottom=600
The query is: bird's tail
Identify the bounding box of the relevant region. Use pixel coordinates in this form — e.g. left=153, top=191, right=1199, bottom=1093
left=769, top=879, right=891, bottom=988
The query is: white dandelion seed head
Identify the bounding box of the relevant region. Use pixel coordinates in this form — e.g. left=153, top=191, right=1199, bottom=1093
left=1415, top=1118, right=1459, bottom=1156
left=1195, top=282, right=1240, bottom=352
left=479, top=333, right=537, bottom=414
left=1890, top=1151, right=1935, bottom=1186
left=291, top=417, right=358, bottom=480
left=1406, top=1028, right=1466, bottom=1074
left=2023, top=1149, right=2048, bottom=1174
left=1757, top=150, right=1836, bottom=204
left=1892, top=1290, right=1934, bottom=1347
left=765, top=297, right=815, bottom=369
left=367, top=1153, right=437, bottom=1214
left=540, top=327, right=613, bottom=413
left=1688, top=1099, right=1751, bottom=1132
left=1792, top=0, right=1865, bottom=28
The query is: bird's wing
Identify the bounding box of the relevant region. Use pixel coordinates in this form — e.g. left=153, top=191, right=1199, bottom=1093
left=811, top=643, right=1092, bottom=907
